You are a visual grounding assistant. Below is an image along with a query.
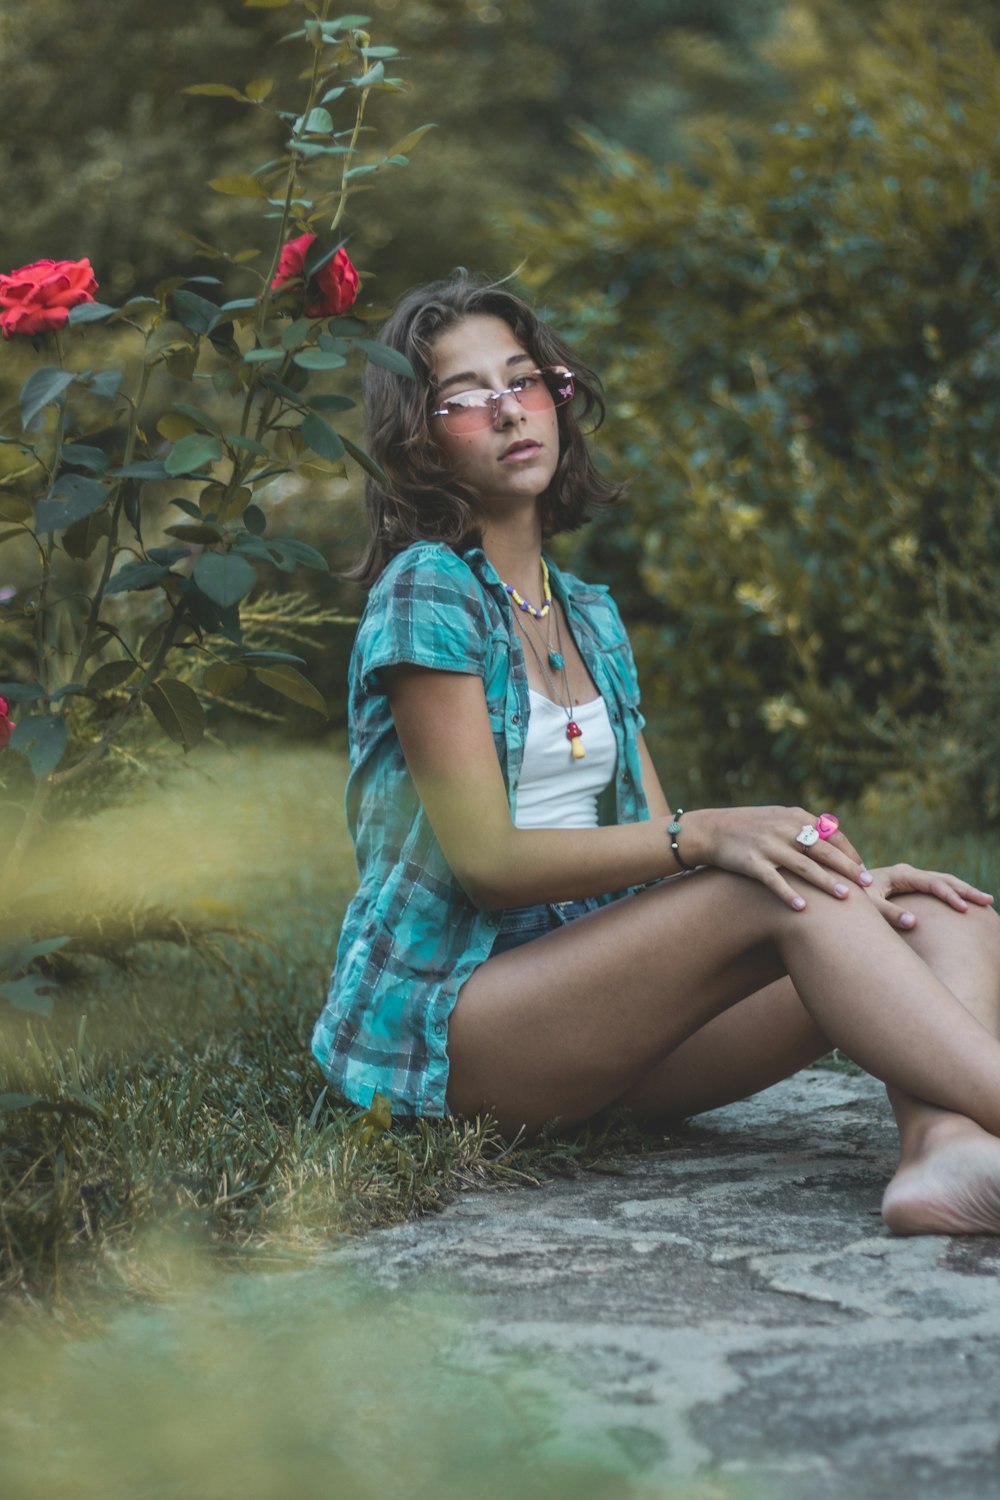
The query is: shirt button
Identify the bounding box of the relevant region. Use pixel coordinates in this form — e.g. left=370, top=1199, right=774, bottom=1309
left=621, top=769, right=632, bottom=784
left=511, top=712, right=521, bottom=725
left=433, top=1022, right=446, bottom=1037
left=612, top=711, right=621, bottom=723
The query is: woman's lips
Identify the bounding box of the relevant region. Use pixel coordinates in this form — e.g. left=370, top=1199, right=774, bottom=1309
left=500, top=441, right=541, bottom=462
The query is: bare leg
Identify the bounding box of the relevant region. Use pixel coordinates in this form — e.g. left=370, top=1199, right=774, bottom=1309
left=878, top=895, right=1000, bottom=1234
left=447, top=870, right=1000, bottom=1155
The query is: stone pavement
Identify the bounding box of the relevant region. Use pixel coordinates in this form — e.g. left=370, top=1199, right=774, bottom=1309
left=338, top=1070, right=1000, bottom=1499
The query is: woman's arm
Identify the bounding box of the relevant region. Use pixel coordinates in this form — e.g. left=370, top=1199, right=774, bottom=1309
left=384, top=665, right=867, bottom=911
left=385, top=665, right=678, bottom=907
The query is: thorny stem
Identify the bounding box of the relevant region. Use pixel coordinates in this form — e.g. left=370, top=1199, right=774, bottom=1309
left=69, top=345, right=155, bottom=687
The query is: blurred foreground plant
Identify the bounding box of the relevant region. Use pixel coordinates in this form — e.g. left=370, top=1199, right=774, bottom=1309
left=0, top=1, right=433, bottom=1013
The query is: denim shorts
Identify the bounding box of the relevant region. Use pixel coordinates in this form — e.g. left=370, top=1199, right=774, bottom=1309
left=488, top=897, right=603, bottom=958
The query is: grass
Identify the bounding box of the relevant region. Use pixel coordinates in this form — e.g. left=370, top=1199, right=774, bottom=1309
left=2, top=744, right=999, bottom=1315
left=0, top=742, right=672, bottom=1315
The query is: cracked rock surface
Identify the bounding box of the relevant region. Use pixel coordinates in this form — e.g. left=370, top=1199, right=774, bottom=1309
left=337, top=1070, right=1000, bottom=1498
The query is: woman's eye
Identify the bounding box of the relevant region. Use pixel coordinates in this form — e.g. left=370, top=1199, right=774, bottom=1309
left=511, top=375, right=538, bottom=393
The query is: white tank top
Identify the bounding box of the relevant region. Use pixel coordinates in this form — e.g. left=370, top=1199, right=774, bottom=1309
left=513, top=690, right=618, bottom=829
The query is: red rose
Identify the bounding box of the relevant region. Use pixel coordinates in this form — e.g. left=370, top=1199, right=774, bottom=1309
left=0, top=695, right=14, bottom=749
left=0, top=257, right=98, bottom=339
left=270, top=235, right=359, bottom=317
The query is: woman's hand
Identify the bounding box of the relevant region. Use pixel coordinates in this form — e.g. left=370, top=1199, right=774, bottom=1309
left=861, top=862, right=996, bottom=931
left=685, top=805, right=870, bottom=910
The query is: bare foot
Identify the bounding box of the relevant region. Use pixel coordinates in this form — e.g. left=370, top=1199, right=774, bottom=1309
left=882, top=1117, right=1000, bottom=1236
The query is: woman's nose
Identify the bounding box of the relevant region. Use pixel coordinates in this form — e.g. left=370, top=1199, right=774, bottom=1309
left=492, top=390, right=524, bottom=425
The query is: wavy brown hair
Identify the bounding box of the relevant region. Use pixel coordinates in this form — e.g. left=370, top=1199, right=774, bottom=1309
left=348, top=271, right=626, bottom=586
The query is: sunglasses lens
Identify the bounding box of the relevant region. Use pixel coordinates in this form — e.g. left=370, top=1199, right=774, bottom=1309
left=441, top=399, right=493, bottom=433
left=435, top=370, right=575, bottom=431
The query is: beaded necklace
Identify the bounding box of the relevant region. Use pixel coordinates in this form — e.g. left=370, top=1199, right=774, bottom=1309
left=505, top=566, right=586, bottom=761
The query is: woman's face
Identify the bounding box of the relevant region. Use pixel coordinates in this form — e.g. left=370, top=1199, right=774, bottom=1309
left=429, top=314, right=561, bottom=522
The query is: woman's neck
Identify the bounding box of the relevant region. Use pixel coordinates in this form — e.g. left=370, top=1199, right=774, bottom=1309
left=480, top=512, right=545, bottom=601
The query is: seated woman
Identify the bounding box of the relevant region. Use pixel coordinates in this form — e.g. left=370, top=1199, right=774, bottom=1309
left=313, top=271, right=1000, bottom=1237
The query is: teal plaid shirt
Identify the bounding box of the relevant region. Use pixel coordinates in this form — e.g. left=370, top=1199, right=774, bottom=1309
left=312, top=541, right=650, bottom=1118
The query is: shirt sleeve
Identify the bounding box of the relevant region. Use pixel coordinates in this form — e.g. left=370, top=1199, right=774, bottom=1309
left=355, top=544, right=490, bottom=695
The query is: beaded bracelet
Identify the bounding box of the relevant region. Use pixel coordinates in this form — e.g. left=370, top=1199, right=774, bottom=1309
left=667, top=808, right=696, bottom=873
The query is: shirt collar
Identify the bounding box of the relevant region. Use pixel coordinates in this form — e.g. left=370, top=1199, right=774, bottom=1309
left=460, top=544, right=591, bottom=608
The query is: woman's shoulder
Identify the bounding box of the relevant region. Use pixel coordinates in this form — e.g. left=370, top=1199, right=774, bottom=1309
left=370, top=541, right=479, bottom=599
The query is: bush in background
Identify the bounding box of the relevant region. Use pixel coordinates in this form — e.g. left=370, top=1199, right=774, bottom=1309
left=513, top=2, right=1000, bottom=821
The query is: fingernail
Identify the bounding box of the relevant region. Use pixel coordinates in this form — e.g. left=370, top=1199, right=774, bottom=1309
left=834, top=883, right=849, bottom=897
left=900, top=912, right=916, bottom=928
left=859, top=871, right=873, bottom=886
left=792, top=896, right=806, bottom=910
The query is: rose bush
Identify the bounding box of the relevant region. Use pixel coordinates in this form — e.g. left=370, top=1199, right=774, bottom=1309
left=0, top=256, right=97, bottom=339
left=271, top=235, right=359, bottom=317
left=0, top=0, right=434, bottom=1013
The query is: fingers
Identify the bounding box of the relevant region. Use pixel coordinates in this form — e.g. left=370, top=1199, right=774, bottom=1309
left=868, top=865, right=996, bottom=929
left=798, top=820, right=869, bottom=886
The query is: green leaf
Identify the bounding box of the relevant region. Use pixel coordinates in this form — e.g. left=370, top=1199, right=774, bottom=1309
left=245, top=78, right=274, bottom=102
left=253, top=664, right=328, bottom=718
left=292, top=349, right=347, bottom=371
left=67, top=302, right=119, bottom=325
left=357, top=340, right=415, bottom=379
left=203, top=662, right=249, bottom=696
left=183, top=83, right=248, bottom=100
left=0, top=682, right=44, bottom=703
left=353, top=62, right=385, bottom=88
left=308, top=394, right=356, bottom=413
left=193, top=551, right=257, bottom=607
left=244, top=347, right=286, bottom=364
left=385, top=124, right=436, bottom=158
left=110, top=459, right=171, bottom=479
left=325, top=13, right=372, bottom=26
left=10, top=714, right=68, bottom=778
left=236, top=650, right=306, bottom=666
left=87, top=660, right=138, bottom=694
left=165, top=435, right=223, bottom=476
left=36, top=474, right=106, bottom=532
left=0, top=981, right=55, bottom=1017
left=63, top=443, right=109, bottom=473
left=84, top=369, right=123, bottom=401
left=61, top=508, right=111, bottom=561
left=0, top=936, right=70, bottom=971
left=164, top=522, right=226, bottom=544
left=172, top=401, right=224, bottom=436
left=245, top=0, right=292, bottom=7
left=320, top=85, right=347, bottom=104
left=172, top=289, right=222, bottom=335
left=0, top=1091, right=47, bottom=1109
left=300, top=414, right=345, bottom=461
left=341, top=433, right=389, bottom=488
left=259, top=536, right=330, bottom=572
left=145, top=679, right=206, bottom=752
left=104, top=561, right=169, bottom=595
left=243, top=504, right=267, bottom=534
left=170, top=498, right=204, bottom=521
left=208, top=173, right=268, bottom=198
left=20, top=367, right=75, bottom=430
left=280, top=317, right=315, bottom=350
left=300, top=107, right=334, bottom=135
left=225, top=435, right=269, bottom=457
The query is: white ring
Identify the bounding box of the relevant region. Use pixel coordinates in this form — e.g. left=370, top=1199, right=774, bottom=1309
left=795, top=824, right=820, bottom=848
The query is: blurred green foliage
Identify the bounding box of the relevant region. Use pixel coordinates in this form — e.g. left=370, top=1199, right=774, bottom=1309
left=3, top=0, right=998, bottom=819
left=515, top=3, right=1000, bottom=821
left=0, top=0, right=790, bottom=303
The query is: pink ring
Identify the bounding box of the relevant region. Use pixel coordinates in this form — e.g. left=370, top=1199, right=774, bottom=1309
left=816, top=812, right=839, bottom=841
